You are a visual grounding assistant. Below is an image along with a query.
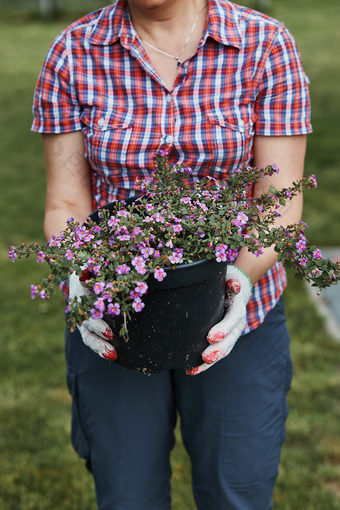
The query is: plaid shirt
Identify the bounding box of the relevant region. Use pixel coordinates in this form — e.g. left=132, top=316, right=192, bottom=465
left=32, top=0, right=312, bottom=334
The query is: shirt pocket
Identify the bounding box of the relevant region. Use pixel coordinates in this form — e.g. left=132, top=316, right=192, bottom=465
left=81, top=107, right=134, bottom=175
left=205, top=107, right=255, bottom=176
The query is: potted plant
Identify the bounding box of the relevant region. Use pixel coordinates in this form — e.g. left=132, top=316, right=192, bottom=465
left=9, top=152, right=340, bottom=374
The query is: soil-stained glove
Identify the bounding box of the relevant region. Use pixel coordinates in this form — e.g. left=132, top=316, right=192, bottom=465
left=69, top=272, right=117, bottom=360
left=187, top=265, right=253, bottom=375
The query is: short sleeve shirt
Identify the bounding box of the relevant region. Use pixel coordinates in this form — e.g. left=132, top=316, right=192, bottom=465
left=32, top=0, right=312, bottom=334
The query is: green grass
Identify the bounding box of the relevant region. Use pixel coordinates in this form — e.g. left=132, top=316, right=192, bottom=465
left=0, top=1, right=339, bottom=508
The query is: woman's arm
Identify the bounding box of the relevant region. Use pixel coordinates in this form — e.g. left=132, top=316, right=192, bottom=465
left=188, top=134, right=308, bottom=374
left=42, top=131, right=117, bottom=359
left=234, top=134, right=308, bottom=285
left=42, top=131, right=93, bottom=240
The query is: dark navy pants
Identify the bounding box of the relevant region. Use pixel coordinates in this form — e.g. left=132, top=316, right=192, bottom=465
left=65, top=297, right=292, bottom=510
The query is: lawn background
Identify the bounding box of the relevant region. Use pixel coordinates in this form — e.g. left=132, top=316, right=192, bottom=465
left=0, top=0, right=339, bottom=508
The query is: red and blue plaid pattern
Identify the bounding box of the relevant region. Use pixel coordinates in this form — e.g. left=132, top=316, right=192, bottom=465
left=32, top=0, right=312, bottom=334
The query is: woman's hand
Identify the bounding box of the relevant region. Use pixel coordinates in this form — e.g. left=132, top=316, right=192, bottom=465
left=186, top=266, right=252, bottom=375
left=69, top=272, right=117, bottom=360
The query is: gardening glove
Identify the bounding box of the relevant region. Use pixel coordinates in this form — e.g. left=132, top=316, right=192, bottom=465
left=187, top=265, right=253, bottom=375
left=69, top=271, right=117, bottom=361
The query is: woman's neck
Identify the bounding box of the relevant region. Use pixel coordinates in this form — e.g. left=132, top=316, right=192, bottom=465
left=127, top=0, right=207, bottom=43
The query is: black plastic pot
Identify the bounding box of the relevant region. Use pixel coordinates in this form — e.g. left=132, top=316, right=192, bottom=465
left=88, top=201, right=227, bottom=374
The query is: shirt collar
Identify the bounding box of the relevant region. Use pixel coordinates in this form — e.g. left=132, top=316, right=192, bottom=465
left=88, top=0, right=133, bottom=46
left=205, top=0, right=242, bottom=49
left=88, top=0, right=242, bottom=49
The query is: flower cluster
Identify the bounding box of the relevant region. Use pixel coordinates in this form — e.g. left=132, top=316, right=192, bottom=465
left=9, top=153, right=340, bottom=335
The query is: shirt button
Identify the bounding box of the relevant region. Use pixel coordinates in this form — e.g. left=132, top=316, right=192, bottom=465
left=166, top=94, right=172, bottom=103
left=98, top=117, right=105, bottom=128
left=238, top=119, right=245, bottom=132
left=165, top=135, right=174, bottom=144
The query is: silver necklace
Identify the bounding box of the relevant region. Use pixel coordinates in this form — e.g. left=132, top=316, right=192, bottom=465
left=141, top=4, right=206, bottom=67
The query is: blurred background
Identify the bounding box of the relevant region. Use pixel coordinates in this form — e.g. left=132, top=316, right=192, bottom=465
left=0, top=0, right=339, bottom=508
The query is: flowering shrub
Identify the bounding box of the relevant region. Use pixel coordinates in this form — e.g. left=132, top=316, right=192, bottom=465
left=9, top=153, right=340, bottom=335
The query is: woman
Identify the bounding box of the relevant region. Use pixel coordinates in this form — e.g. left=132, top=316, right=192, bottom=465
left=32, top=0, right=312, bottom=508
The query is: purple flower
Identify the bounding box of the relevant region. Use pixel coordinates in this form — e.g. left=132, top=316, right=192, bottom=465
left=313, top=249, right=323, bottom=260
left=8, top=248, right=17, bottom=262
left=83, top=232, right=95, bottom=243
left=93, top=281, right=105, bottom=295
left=141, top=247, right=154, bottom=258
left=169, top=254, right=178, bottom=264
left=72, top=240, right=83, bottom=249
left=132, top=227, right=143, bottom=236
left=154, top=268, right=167, bottom=282
left=39, top=290, right=47, bottom=299
left=130, top=290, right=139, bottom=300
left=102, top=291, right=112, bottom=302
left=108, top=216, right=120, bottom=228
left=180, top=197, right=191, bottom=204
left=233, top=212, right=249, bottom=228
left=136, top=263, right=147, bottom=275
left=226, top=248, right=239, bottom=262
left=197, top=202, right=208, bottom=212
left=312, top=268, right=320, bottom=276
left=157, top=148, right=169, bottom=157
left=285, top=190, right=292, bottom=198
left=66, top=217, right=74, bottom=225
left=295, top=240, right=306, bottom=254
left=153, top=213, right=165, bottom=223
left=173, top=224, right=183, bottom=233
left=86, top=258, right=96, bottom=268
left=117, top=234, right=131, bottom=241
left=166, top=240, right=174, bottom=248
left=90, top=308, right=103, bottom=320
left=298, top=257, right=307, bottom=267
left=107, top=303, right=121, bottom=316
left=145, top=203, right=154, bottom=212
left=37, top=251, right=45, bottom=263
left=132, top=298, right=145, bottom=312
left=116, top=264, right=131, bottom=275
left=117, top=210, right=130, bottom=217
left=153, top=250, right=160, bottom=258
left=65, top=249, right=74, bottom=261
left=254, top=247, right=264, bottom=257
left=215, top=251, right=227, bottom=262
left=94, top=298, right=106, bottom=312
left=328, top=270, right=336, bottom=281
left=216, top=244, right=228, bottom=252
left=135, top=281, right=148, bottom=296
left=308, top=174, right=318, bottom=188
left=48, top=236, right=61, bottom=248
left=30, top=284, right=39, bottom=299
left=132, top=256, right=144, bottom=267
